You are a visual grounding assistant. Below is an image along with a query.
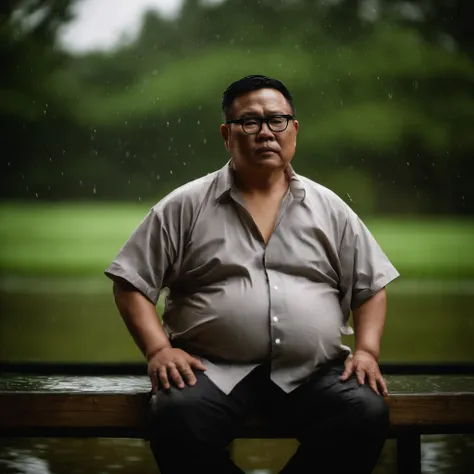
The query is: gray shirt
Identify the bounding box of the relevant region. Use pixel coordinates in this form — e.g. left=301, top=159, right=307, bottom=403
left=105, top=162, right=399, bottom=394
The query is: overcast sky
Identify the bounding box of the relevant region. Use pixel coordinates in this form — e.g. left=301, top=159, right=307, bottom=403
left=60, top=0, right=183, bottom=52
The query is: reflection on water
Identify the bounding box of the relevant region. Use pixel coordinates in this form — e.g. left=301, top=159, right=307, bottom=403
left=1, top=436, right=474, bottom=473
left=0, top=438, right=153, bottom=474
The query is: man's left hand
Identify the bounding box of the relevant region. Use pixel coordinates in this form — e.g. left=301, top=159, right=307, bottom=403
left=340, top=350, right=388, bottom=397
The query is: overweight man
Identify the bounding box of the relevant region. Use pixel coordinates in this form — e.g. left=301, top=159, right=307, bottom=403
left=105, top=74, right=400, bottom=474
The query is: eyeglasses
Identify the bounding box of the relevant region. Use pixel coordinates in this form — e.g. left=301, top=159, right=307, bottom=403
left=226, top=114, right=294, bottom=135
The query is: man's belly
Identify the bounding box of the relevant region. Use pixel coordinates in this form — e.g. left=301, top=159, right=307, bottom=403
left=163, top=276, right=344, bottom=364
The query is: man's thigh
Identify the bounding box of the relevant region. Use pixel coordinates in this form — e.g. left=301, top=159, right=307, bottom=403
left=149, top=367, right=266, bottom=444
left=277, top=361, right=389, bottom=439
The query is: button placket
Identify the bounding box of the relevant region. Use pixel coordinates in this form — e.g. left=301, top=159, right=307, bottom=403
left=264, top=247, right=284, bottom=351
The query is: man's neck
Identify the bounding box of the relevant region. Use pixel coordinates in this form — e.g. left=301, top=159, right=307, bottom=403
left=232, top=164, right=289, bottom=198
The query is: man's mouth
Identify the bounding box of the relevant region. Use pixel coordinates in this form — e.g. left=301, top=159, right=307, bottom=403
left=255, top=147, right=277, bottom=154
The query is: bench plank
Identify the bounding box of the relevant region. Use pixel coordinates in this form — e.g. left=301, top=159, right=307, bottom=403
left=1, top=374, right=474, bottom=437
left=1, top=391, right=474, bottom=436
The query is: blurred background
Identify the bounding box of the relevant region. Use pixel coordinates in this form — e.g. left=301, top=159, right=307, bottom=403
left=1, top=0, right=473, bottom=472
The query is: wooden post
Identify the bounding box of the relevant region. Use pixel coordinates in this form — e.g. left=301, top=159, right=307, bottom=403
left=396, top=433, right=421, bottom=474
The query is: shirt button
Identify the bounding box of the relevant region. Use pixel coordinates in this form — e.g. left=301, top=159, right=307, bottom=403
left=273, top=316, right=279, bottom=323
left=275, top=338, right=281, bottom=344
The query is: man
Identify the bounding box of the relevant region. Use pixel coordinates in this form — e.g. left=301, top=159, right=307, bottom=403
left=105, top=75, right=399, bottom=474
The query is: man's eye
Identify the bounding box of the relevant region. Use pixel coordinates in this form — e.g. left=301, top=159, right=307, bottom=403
left=269, top=117, right=284, bottom=125
left=243, top=119, right=258, bottom=126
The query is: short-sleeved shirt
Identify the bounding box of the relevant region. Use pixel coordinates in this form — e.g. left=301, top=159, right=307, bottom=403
left=105, top=161, right=399, bottom=394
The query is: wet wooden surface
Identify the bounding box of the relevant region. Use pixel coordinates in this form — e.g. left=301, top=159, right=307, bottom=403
left=2, top=373, right=474, bottom=393
left=1, top=374, right=473, bottom=437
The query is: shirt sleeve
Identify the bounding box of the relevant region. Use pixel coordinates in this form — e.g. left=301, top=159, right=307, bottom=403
left=104, top=208, right=174, bottom=305
left=339, top=207, right=400, bottom=310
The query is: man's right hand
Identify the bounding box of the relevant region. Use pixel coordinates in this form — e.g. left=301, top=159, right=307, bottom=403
left=147, top=347, right=207, bottom=393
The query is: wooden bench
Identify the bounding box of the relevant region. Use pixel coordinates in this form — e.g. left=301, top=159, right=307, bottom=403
left=1, top=373, right=473, bottom=474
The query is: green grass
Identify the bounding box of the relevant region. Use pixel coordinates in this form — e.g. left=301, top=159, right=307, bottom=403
left=0, top=202, right=473, bottom=278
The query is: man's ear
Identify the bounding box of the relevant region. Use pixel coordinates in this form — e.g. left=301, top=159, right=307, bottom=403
left=220, top=124, right=230, bottom=151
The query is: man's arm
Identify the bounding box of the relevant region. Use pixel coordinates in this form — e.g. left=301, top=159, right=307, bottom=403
left=353, top=287, right=386, bottom=361
left=340, top=288, right=389, bottom=396
left=113, top=279, right=171, bottom=359
left=113, top=279, right=206, bottom=392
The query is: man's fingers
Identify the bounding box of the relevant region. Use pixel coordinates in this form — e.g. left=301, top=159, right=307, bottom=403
left=168, top=364, right=185, bottom=389
left=176, top=362, right=197, bottom=386
left=340, top=360, right=354, bottom=381
left=149, top=370, right=158, bottom=394
left=356, top=367, right=365, bottom=385
left=189, top=356, right=207, bottom=372
left=378, top=376, right=389, bottom=397
left=368, top=372, right=379, bottom=395
left=158, top=366, right=171, bottom=390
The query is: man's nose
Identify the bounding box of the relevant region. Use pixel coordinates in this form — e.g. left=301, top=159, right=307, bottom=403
left=257, top=122, right=274, bottom=139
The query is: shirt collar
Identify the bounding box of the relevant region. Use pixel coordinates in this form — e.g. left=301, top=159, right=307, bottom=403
left=214, top=160, right=306, bottom=202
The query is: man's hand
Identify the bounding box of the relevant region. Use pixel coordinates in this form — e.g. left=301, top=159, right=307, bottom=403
left=148, top=348, right=207, bottom=393
left=340, top=350, right=388, bottom=397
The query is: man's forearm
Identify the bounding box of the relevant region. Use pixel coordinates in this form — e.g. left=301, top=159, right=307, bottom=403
left=113, top=281, right=171, bottom=360
left=352, top=288, right=387, bottom=360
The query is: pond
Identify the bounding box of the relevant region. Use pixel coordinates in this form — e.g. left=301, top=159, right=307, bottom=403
left=0, top=276, right=473, bottom=473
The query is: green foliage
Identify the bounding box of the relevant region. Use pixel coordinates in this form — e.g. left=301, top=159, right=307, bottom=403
left=1, top=0, right=473, bottom=215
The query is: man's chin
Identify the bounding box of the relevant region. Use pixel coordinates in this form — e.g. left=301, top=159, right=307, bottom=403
left=252, top=153, right=284, bottom=167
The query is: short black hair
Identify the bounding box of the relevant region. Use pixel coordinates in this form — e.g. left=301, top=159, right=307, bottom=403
left=222, top=75, right=295, bottom=120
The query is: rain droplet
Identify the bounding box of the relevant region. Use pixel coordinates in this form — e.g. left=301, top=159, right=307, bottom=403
left=203, top=138, right=207, bottom=144
left=93, top=187, right=97, bottom=195
left=169, top=170, right=173, bottom=175
left=35, top=193, right=39, bottom=198
left=346, top=193, right=353, bottom=202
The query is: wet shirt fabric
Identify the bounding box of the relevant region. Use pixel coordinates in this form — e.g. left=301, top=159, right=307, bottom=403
left=105, top=162, right=399, bottom=394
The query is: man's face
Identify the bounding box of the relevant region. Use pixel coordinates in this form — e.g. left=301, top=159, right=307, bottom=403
left=220, top=88, right=299, bottom=172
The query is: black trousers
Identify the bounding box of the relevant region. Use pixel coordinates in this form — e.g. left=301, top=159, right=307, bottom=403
left=148, top=360, right=389, bottom=474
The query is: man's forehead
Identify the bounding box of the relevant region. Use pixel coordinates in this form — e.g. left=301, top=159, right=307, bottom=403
left=233, top=88, right=290, bottom=112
